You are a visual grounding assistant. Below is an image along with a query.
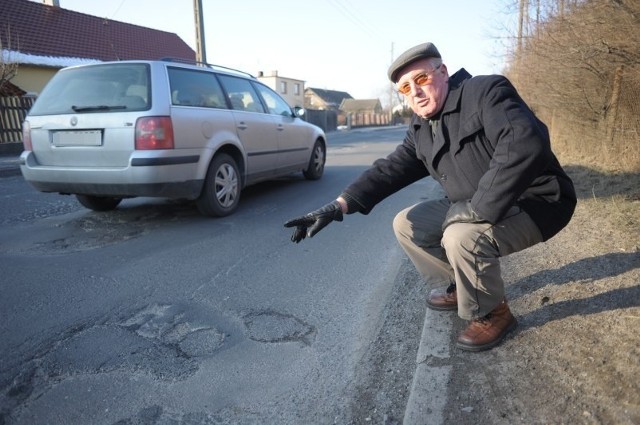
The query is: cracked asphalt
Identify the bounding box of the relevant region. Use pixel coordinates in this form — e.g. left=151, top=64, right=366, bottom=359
left=1, top=129, right=436, bottom=424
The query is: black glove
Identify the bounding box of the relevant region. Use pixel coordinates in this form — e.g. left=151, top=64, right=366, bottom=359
left=442, top=200, right=486, bottom=231
left=284, top=200, right=343, bottom=243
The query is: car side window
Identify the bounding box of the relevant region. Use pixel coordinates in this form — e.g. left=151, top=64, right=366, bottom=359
left=168, top=67, right=226, bottom=108
left=217, top=75, right=265, bottom=113
left=253, top=83, right=293, bottom=117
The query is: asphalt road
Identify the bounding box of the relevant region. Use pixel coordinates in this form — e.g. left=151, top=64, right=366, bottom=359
left=0, top=127, right=443, bottom=424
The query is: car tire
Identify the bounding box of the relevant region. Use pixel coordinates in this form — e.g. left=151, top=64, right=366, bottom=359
left=76, top=194, right=122, bottom=211
left=303, top=140, right=326, bottom=180
left=196, top=153, right=241, bottom=217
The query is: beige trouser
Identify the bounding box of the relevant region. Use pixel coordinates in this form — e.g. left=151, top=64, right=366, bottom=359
left=392, top=198, right=543, bottom=320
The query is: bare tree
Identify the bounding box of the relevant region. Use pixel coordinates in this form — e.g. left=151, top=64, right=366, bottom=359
left=0, top=25, right=20, bottom=95
left=505, top=0, right=640, bottom=168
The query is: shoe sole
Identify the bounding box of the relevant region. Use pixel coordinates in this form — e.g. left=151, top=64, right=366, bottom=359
left=425, top=300, right=458, bottom=311
left=455, top=318, right=518, bottom=352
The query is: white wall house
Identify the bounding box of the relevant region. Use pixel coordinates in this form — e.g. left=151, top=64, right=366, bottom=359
left=257, top=71, right=305, bottom=108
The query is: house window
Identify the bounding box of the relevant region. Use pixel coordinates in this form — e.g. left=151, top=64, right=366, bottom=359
left=280, top=81, right=287, bottom=94
left=294, top=83, right=300, bottom=95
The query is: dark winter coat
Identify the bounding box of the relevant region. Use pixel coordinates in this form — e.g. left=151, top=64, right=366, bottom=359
left=341, top=69, right=576, bottom=241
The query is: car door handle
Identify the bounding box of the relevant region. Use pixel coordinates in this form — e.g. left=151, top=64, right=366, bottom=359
left=237, top=122, right=248, bottom=130
left=277, top=124, right=284, bottom=131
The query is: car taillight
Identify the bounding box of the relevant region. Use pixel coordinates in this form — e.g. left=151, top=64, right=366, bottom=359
left=22, top=121, right=32, bottom=151
left=135, top=116, right=174, bottom=150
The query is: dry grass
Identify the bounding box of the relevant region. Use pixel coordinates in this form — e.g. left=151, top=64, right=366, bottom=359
left=556, top=149, right=640, bottom=253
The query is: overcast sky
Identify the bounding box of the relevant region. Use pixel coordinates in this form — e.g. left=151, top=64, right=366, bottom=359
left=48, top=0, right=518, bottom=100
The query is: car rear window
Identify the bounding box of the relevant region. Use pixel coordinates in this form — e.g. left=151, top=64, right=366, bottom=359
left=29, top=63, right=151, bottom=116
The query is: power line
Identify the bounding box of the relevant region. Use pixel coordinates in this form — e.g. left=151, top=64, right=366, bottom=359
left=109, top=0, right=128, bottom=20
left=326, top=0, right=380, bottom=40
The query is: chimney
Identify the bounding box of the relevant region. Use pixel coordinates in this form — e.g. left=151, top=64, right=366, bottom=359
left=43, top=0, right=60, bottom=6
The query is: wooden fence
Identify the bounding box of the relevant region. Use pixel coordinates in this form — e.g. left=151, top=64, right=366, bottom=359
left=305, top=109, right=395, bottom=133
left=0, top=96, right=35, bottom=143
left=339, top=112, right=392, bottom=128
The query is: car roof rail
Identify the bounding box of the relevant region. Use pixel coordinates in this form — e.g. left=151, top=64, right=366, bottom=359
left=160, top=57, right=210, bottom=67
left=159, top=57, right=255, bottom=78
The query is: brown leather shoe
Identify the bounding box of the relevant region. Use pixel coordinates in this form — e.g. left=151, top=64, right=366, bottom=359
left=426, top=283, right=457, bottom=311
left=456, top=301, right=517, bottom=352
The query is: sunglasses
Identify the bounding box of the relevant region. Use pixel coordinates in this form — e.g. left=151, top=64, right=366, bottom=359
left=396, top=64, right=442, bottom=95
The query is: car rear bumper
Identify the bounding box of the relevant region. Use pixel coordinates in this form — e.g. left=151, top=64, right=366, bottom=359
left=19, top=151, right=204, bottom=199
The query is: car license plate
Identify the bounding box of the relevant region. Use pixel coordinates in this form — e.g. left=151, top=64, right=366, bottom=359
left=52, top=130, right=102, bottom=147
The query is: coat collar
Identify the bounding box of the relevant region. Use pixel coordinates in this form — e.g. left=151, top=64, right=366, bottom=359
left=441, top=68, right=472, bottom=115
left=411, top=68, right=472, bottom=130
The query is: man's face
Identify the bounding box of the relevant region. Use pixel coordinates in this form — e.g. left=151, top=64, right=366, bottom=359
left=396, top=59, right=449, bottom=119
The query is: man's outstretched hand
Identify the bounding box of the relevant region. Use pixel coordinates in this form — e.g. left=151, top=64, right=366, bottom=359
left=284, top=200, right=343, bottom=243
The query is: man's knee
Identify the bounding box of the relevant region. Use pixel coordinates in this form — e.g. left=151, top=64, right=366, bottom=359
left=442, top=222, right=495, bottom=258
left=392, top=206, right=411, bottom=238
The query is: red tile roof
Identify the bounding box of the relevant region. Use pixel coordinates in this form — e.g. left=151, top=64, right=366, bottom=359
left=1, top=0, right=195, bottom=62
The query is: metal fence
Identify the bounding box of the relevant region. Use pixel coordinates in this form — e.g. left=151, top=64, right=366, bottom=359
left=304, top=109, right=338, bottom=133
left=0, top=96, right=35, bottom=143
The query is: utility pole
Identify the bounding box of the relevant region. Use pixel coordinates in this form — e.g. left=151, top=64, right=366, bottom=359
left=193, top=0, right=207, bottom=64
left=517, top=0, right=530, bottom=53
left=388, top=42, right=394, bottom=123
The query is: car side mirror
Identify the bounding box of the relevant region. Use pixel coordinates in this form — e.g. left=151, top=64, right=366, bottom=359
left=294, top=106, right=305, bottom=118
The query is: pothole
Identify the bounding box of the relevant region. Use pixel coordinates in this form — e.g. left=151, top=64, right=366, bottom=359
left=43, top=325, right=197, bottom=380
left=2, top=302, right=239, bottom=420
left=178, top=328, right=226, bottom=357
left=119, top=303, right=235, bottom=357
left=243, top=310, right=315, bottom=344
left=6, top=203, right=197, bottom=255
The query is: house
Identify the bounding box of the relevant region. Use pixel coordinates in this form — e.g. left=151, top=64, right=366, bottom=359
left=0, top=0, right=195, bottom=95
left=339, top=98, right=383, bottom=115
left=257, top=70, right=305, bottom=108
left=304, top=87, right=353, bottom=111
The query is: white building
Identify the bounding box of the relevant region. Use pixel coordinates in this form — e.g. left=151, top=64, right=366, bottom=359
left=257, top=71, right=305, bottom=108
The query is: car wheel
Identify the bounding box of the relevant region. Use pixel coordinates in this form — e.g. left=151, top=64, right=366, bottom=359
left=76, top=194, right=122, bottom=211
left=303, top=140, right=325, bottom=180
left=196, top=153, right=241, bottom=217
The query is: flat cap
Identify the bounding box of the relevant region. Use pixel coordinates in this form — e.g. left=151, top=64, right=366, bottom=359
left=387, top=42, right=441, bottom=83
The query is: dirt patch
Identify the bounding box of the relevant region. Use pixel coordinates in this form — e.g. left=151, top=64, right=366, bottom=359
left=443, top=165, right=640, bottom=424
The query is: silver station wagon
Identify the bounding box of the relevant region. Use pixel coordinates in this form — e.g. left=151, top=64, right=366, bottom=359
left=20, top=60, right=326, bottom=216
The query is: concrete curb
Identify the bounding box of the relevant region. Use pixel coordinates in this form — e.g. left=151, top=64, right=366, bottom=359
left=0, top=156, right=21, bottom=178
left=403, top=308, right=454, bottom=425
